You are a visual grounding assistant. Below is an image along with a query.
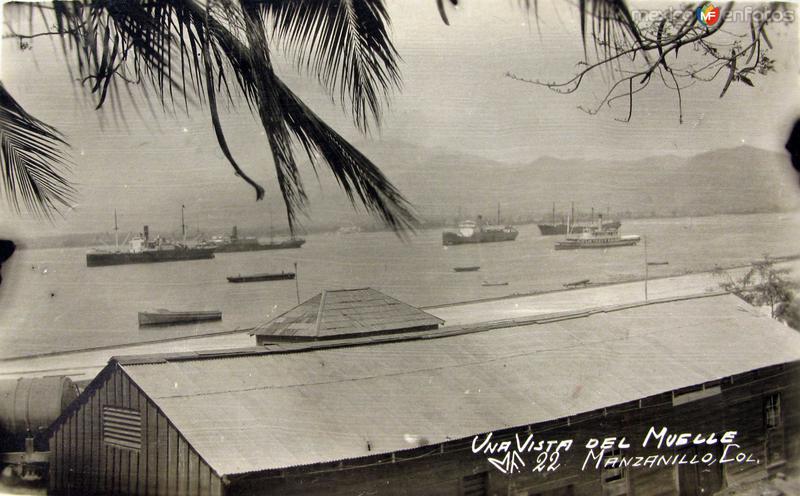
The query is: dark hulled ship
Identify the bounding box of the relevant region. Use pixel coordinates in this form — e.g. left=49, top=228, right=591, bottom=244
left=210, top=226, right=305, bottom=253
left=86, top=225, right=215, bottom=267
left=538, top=202, right=620, bottom=235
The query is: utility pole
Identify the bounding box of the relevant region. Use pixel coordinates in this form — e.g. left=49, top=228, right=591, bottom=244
left=114, top=209, right=119, bottom=252
left=644, top=235, right=649, bottom=301
left=294, top=262, right=300, bottom=304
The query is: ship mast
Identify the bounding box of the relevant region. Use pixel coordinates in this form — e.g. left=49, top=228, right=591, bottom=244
left=552, top=202, right=556, bottom=225
left=570, top=202, right=575, bottom=234
left=181, top=204, right=186, bottom=243
left=497, top=203, right=500, bottom=225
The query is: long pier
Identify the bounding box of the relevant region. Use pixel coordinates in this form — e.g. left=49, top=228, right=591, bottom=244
left=1, top=261, right=796, bottom=381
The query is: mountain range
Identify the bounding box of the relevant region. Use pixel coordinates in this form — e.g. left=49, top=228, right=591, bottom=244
left=343, top=142, right=800, bottom=223
left=14, top=143, right=800, bottom=248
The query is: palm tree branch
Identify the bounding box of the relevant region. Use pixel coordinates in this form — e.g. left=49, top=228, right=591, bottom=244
left=9, top=0, right=416, bottom=232
left=0, top=82, right=75, bottom=218
left=267, top=0, right=401, bottom=132
left=273, top=77, right=418, bottom=235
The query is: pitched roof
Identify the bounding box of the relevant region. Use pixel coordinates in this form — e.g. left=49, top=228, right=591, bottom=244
left=251, top=287, right=444, bottom=340
left=118, top=293, right=800, bottom=476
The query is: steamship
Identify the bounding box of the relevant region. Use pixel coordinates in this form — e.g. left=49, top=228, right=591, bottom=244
left=538, top=202, right=621, bottom=235
left=442, top=206, right=518, bottom=246
left=86, top=224, right=215, bottom=267
left=554, top=215, right=640, bottom=250
left=210, top=226, right=305, bottom=253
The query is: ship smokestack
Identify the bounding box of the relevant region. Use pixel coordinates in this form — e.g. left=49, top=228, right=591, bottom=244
left=232, top=225, right=238, bottom=240
left=143, top=225, right=149, bottom=242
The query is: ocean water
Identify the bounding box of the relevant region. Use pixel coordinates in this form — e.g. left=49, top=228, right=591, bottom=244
left=0, top=212, right=798, bottom=358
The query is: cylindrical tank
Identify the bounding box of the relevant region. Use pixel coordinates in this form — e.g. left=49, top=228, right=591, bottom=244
left=0, top=377, right=79, bottom=438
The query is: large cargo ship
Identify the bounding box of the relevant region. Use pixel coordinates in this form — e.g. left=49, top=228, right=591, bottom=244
left=210, top=226, right=305, bottom=253
left=538, top=203, right=620, bottom=235
left=442, top=215, right=518, bottom=246
left=539, top=220, right=621, bottom=236
left=86, top=225, right=215, bottom=267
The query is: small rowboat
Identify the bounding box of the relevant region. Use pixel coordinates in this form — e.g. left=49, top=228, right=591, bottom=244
left=453, top=266, right=480, bottom=272
left=138, top=309, right=222, bottom=327
left=227, top=272, right=296, bottom=283
left=563, top=279, right=591, bottom=288
left=647, top=261, right=669, bottom=266
left=481, top=281, right=509, bottom=287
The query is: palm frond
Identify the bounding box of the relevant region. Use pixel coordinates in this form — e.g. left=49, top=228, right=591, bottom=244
left=436, top=0, right=642, bottom=61
left=581, top=0, right=643, bottom=59
left=268, top=0, right=402, bottom=132
left=0, top=82, right=75, bottom=218
left=274, top=76, right=418, bottom=235
left=189, top=0, right=414, bottom=232
left=10, top=0, right=416, bottom=233
left=49, top=0, right=196, bottom=110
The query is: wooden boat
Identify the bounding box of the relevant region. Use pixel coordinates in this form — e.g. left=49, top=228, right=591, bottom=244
left=453, top=266, right=480, bottom=272
left=647, top=261, right=669, bottom=266
left=563, top=279, right=591, bottom=288
left=138, top=309, right=222, bottom=327
left=481, top=281, right=509, bottom=287
left=227, top=272, right=296, bottom=283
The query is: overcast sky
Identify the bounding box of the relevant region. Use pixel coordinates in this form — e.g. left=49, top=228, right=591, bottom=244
left=1, top=0, right=799, bottom=237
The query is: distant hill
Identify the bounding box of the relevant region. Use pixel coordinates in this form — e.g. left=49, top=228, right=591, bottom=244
left=13, top=143, right=800, bottom=248
left=335, top=142, right=800, bottom=223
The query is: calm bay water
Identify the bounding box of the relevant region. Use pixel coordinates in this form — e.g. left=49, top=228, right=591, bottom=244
left=1, top=211, right=798, bottom=358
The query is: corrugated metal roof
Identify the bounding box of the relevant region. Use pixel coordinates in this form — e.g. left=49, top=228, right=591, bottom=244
left=251, top=288, right=444, bottom=340
left=121, top=294, right=800, bottom=476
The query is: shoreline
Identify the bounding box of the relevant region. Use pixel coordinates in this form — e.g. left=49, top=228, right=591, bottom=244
left=10, top=209, right=800, bottom=251
left=2, top=253, right=798, bottom=363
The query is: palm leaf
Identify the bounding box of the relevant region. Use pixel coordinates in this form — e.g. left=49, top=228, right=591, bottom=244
left=268, top=0, right=401, bottom=132
left=0, top=82, right=75, bottom=218
left=26, top=0, right=416, bottom=233
left=578, top=0, right=643, bottom=60
left=273, top=77, right=418, bottom=234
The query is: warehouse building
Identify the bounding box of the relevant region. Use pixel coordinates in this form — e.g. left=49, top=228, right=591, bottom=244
left=49, top=293, right=800, bottom=495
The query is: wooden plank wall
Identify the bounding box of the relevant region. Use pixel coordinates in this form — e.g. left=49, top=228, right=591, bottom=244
left=231, top=363, right=800, bottom=496
left=49, top=366, right=224, bottom=495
